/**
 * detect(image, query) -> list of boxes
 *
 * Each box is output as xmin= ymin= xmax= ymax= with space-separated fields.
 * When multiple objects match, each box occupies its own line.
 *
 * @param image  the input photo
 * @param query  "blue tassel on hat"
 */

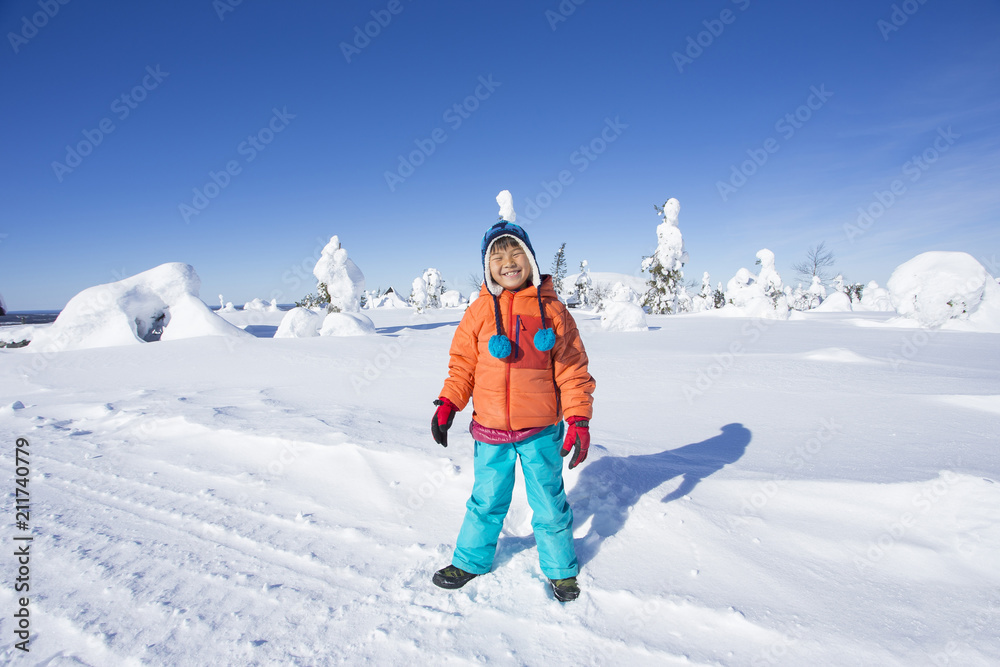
xmin=489 ymin=334 xmax=512 ymax=359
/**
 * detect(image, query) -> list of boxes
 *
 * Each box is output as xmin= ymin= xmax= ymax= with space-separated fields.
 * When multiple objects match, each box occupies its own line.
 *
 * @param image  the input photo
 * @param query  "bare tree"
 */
xmin=467 ymin=272 xmax=484 ymax=293
xmin=792 ymin=242 xmax=836 ymax=284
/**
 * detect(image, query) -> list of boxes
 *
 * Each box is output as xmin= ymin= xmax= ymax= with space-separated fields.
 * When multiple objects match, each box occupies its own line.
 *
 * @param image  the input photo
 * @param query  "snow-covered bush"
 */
xmin=642 ymin=198 xmax=688 ymax=314
xmin=723 ymin=250 xmax=790 ymax=319
xmin=274 ymin=307 xmax=323 ymax=338
xmin=409 ymin=277 xmax=429 ymax=312
xmin=313 ymin=236 xmax=365 ymax=313
xmin=243 ymin=298 xmax=268 ymax=312
xmin=690 ymin=272 xmax=715 ymax=313
xmin=887 ymin=251 xmax=1000 ymax=329
xmin=807 ymin=276 xmax=827 ymax=309
xmin=440 ymin=290 xmax=465 ymax=308
xmin=422 ymin=268 xmax=444 ymax=308
xmin=29 ymin=263 xmax=250 ymax=351
xmin=859 ymin=281 xmax=893 ymax=311
xmin=218 ymin=295 xmax=236 ymax=313
xmin=319 ymin=312 xmax=376 ymax=336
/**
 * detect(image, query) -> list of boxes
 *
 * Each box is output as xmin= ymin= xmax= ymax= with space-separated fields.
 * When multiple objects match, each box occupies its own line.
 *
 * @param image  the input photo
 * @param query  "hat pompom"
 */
xmin=489 ymin=334 xmax=512 ymax=359
xmin=534 ymin=328 xmax=555 ymax=352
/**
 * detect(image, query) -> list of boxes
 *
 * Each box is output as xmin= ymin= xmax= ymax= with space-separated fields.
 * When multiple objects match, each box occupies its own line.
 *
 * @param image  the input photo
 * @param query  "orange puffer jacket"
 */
xmin=439 ymin=275 xmax=595 ymax=431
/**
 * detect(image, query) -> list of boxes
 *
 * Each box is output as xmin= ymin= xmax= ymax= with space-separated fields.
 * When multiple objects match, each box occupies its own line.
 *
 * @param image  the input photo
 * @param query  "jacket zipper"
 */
xmin=505 ymin=294 xmax=514 ymax=431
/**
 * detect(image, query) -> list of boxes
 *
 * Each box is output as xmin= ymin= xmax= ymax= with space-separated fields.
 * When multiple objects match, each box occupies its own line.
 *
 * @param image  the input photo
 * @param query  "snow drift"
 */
xmin=27 ymin=263 xmax=250 ymax=351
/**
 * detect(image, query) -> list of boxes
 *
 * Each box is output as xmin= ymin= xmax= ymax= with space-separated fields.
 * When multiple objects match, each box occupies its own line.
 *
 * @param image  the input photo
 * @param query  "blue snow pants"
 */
xmin=452 ymin=422 xmax=579 ymax=580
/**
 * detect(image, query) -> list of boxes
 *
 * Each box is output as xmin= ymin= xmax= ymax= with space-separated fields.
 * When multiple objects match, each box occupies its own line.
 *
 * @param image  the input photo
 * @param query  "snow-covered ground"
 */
xmin=1 ymin=307 xmax=997 ymax=666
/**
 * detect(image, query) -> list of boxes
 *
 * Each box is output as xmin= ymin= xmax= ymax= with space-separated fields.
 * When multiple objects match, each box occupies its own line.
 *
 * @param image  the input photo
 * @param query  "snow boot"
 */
xmin=432 ymin=565 xmax=478 ymax=589
xmin=549 ymin=577 xmax=580 ymax=602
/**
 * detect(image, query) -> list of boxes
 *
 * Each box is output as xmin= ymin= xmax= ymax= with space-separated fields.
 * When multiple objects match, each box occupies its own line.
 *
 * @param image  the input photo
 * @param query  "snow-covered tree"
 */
xmin=574 ymin=260 xmax=593 ymax=307
xmin=642 ymin=198 xmax=688 ymax=314
xmin=313 ymin=235 xmax=365 ymax=313
xmin=725 ymin=250 xmax=790 ymax=319
xmin=422 ymin=268 xmax=444 ymax=308
xmin=409 ymin=277 xmax=429 ymax=312
xmin=712 ymin=282 xmax=726 ymax=309
xmin=807 ymin=275 xmax=827 ymax=309
xmin=690 ymin=271 xmax=714 ymax=312
xmin=551 ymin=243 xmax=568 ymax=297
xmin=793 ymin=241 xmax=836 ymax=285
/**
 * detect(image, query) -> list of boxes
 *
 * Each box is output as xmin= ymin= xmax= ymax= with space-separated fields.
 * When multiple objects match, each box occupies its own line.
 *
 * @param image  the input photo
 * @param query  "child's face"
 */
xmin=489 ymin=242 xmax=532 ymax=291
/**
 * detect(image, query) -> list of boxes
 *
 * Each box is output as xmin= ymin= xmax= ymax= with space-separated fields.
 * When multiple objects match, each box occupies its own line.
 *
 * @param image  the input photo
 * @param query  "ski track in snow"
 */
xmin=0 ymin=310 xmax=998 ymax=665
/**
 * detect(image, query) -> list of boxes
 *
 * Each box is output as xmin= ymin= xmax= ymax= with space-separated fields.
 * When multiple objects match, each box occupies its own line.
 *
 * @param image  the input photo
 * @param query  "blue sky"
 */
xmin=2 ymin=0 xmax=998 ymax=310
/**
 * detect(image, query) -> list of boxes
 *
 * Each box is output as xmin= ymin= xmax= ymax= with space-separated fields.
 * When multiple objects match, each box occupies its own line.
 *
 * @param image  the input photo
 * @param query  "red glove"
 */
xmin=561 ymin=416 xmax=590 ymax=469
xmin=431 ymin=397 xmax=458 ymax=447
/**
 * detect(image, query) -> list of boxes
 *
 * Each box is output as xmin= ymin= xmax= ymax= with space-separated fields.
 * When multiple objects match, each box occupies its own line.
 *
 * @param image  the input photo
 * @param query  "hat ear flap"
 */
xmin=534 ymin=328 xmax=555 ymax=352
xmin=489 ymin=334 xmax=512 ymax=359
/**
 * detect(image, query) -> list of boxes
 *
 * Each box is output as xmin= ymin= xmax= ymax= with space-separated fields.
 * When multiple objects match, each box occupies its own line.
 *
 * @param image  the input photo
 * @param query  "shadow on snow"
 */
xmin=494 ymin=423 xmax=751 ymax=569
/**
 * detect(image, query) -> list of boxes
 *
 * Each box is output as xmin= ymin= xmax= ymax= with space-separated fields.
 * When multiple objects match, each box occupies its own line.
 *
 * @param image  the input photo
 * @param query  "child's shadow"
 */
xmin=568 ymin=423 xmax=751 ymax=565
xmin=494 ymin=423 xmax=751 ymax=569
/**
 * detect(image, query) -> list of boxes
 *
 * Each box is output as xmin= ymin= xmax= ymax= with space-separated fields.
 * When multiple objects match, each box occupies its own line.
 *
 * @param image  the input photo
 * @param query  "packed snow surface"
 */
xmin=1 ymin=309 xmax=997 ymax=665
xmin=26 ymin=263 xmax=250 ymax=352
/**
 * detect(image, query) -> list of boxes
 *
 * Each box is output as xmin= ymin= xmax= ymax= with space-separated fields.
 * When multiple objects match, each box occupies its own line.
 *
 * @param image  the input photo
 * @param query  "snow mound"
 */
xmin=887 ymin=252 xmax=1000 ymax=330
xmin=319 ymin=312 xmax=376 ymax=336
xmin=600 ymin=301 xmax=648 ymax=332
xmin=813 ymin=291 xmax=853 ymax=312
xmin=28 ymin=263 xmax=250 ymax=352
xmin=274 ymin=307 xmax=323 ymax=338
xmin=802 ymin=348 xmax=874 ymax=363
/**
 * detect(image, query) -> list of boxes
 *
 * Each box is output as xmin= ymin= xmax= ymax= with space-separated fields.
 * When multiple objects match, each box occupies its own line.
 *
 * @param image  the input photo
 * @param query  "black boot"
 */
xmin=549 ymin=577 xmax=580 ymax=602
xmin=432 ymin=565 xmax=479 ymax=589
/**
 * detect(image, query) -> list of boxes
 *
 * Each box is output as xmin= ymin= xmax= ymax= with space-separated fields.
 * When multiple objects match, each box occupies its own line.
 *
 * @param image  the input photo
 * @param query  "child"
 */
xmin=430 ymin=215 xmax=596 ymax=602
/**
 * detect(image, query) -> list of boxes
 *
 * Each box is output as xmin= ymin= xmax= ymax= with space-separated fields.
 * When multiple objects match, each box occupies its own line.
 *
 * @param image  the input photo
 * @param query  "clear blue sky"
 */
xmin=2 ymin=0 xmax=998 ymax=310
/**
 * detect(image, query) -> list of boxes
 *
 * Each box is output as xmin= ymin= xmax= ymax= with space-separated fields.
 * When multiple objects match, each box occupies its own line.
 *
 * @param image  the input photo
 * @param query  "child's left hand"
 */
xmin=561 ymin=417 xmax=590 ymax=469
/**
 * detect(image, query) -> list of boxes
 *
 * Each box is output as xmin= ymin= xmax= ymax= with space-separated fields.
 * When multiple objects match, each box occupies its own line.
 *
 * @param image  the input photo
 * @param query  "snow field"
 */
xmin=0 ymin=309 xmax=997 ymax=665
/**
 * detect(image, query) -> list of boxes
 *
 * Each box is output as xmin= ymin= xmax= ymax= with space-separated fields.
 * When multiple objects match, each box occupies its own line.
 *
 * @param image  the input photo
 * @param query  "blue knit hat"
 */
xmin=480 ymin=218 xmax=554 ymax=359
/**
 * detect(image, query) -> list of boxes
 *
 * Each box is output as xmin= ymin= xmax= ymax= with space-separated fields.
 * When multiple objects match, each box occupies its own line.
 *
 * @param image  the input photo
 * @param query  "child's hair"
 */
xmin=489 ymin=235 xmax=522 ymax=256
